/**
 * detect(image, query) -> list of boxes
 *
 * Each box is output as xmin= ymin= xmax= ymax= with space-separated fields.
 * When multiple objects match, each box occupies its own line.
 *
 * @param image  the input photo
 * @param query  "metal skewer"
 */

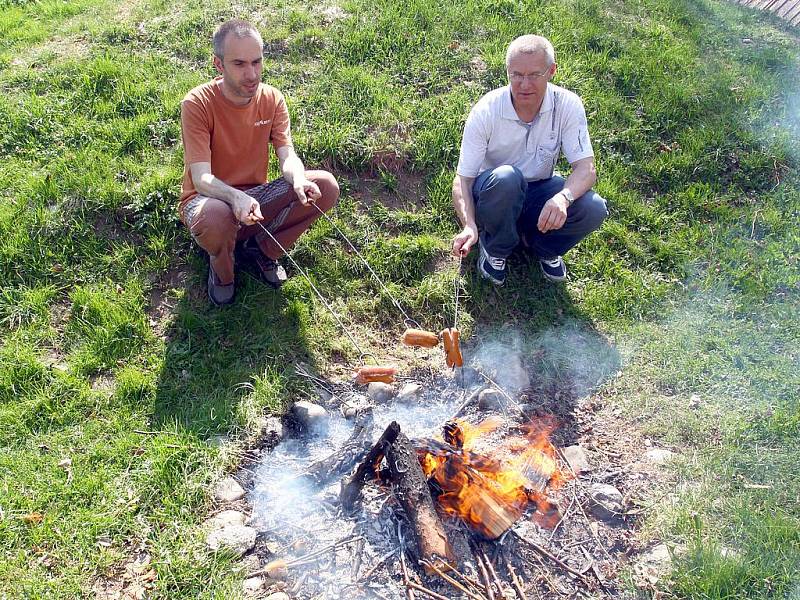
xmin=255 ymin=220 xmax=374 ymax=364
xmin=311 ymin=203 xmax=422 ymax=330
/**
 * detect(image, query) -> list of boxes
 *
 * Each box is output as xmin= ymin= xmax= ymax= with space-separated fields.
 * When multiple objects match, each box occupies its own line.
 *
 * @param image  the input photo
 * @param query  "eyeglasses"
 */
xmin=508 ymin=70 xmax=551 ymax=82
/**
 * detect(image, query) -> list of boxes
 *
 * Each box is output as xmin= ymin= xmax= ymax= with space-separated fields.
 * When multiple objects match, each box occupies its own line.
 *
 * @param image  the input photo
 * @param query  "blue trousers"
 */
xmin=473 ymin=165 xmax=608 ymax=259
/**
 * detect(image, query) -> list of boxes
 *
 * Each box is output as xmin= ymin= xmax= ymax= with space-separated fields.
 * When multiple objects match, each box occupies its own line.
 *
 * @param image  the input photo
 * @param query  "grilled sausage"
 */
xmin=354 ymin=365 xmax=397 ymax=384
xmin=401 ymin=328 xmax=440 ymax=348
xmin=441 ymin=328 xmax=463 ymax=368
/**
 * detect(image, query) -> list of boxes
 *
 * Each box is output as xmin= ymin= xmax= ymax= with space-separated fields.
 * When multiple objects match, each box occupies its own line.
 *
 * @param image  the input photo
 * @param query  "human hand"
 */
xmin=537 ymin=194 xmax=569 ymax=233
xmin=452 ymin=225 xmax=478 ymax=257
xmin=234 ymin=193 xmax=263 ymax=225
xmin=293 ymin=179 xmax=321 ymax=206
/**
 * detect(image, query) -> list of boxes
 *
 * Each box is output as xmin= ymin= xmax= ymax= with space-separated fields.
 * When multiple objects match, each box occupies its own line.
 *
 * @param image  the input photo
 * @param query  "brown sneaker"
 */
xmin=208 ymin=266 xmax=235 ymax=306
xmin=253 ymin=253 xmax=288 ymax=288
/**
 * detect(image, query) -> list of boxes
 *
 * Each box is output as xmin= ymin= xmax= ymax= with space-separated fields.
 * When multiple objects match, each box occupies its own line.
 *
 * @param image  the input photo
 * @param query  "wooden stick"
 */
xmin=351 ymin=537 xmax=365 ymax=581
xmin=580 ymin=546 xmax=612 ymax=597
xmin=503 ymin=552 xmax=528 ymax=600
xmin=480 ymin=548 xmax=504 ymax=598
xmin=511 ymin=530 xmax=589 ymax=582
xmin=474 ymin=550 xmax=496 ymax=600
xmin=340 ymin=421 xmax=400 ymax=512
xmin=407 ymin=581 xmax=453 ymax=600
xmin=421 ymin=559 xmax=488 ymax=600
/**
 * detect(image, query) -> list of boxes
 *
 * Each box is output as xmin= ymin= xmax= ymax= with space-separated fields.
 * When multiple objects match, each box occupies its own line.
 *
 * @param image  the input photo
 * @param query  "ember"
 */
xmin=418 ymin=416 xmax=566 ymax=539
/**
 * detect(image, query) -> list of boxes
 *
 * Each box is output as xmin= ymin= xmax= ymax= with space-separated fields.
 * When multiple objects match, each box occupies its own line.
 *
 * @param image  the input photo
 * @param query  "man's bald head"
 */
xmin=213 ymin=19 xmax=263 ymax=60
xmin=505 ymin=35 xmax=555 ymax=68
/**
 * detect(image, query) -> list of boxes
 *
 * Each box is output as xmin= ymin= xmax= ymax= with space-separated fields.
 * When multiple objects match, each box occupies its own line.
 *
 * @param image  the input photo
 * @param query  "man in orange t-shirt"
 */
xmin=179 ymin=19 xmax=339 ymax=305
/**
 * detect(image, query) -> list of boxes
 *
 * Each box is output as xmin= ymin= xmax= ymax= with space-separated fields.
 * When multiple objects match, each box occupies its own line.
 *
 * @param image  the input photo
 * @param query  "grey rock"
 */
xmin=645 ymin=448 xmax=675 ymax=465
xmin=291 ymin=400 xmax=328 ymax=428
xmin=478 ymin=388 xmax=506 ymax=411
xmin=243 ymin=576 xmax=265 ymax=596
xmin=397 ymin=383 xmax=423 ymax=402
xmin=208 ymin=434 xmax=229 ymax=448
xmin=265 ymin=593 xmax=290 ymax=600
xmin=259 ymin=416 xmax=285 ymax=443
xmin=562 ymin=445 xmax=591 ymax=474
xmin=213 ymin=477 xmax=245 ymax=503
xmin=367 ymin=382 xmax=395 ymax=404
xmin=588 ymin=483 xmax=624 ymax=521
xmin=241 ymin=553 xmax=261 ymax=572
xmin=203 ymin=509 xmax=246 ymax=529
xmin=206 ymin=524 xmax=257 ymax=556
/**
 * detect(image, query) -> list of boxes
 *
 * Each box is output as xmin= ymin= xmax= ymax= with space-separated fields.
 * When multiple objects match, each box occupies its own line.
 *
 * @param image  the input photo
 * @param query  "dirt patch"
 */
xmin=146 ymin=262 xmax=191 ymax=339
xmin=347 ymin=171 xmax=428 ymax=212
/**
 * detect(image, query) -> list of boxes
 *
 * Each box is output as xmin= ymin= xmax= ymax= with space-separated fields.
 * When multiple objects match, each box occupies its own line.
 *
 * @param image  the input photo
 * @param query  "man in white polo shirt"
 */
xmin=451 ymin=35 xmax=607 ymax=285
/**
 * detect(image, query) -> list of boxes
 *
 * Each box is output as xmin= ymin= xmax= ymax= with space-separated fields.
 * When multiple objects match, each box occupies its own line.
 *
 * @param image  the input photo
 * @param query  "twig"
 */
xmin=580 ymin=546 xmax=612 ymax=597
xmin=547 ymin=493 xmax=576 ymax=543
xmin=250 ymin=535 xmax=362 ymax=576
xmin=352 ymin=537 xmax=365 ymax=581
xmin=440 ymin=560 xmax=488 ymax=594
xmin=502 ymin=549 xmax=528 ymax=600
xmin=420 ymin=559 xmax=487 ymax=600
xmin=474 ymin=549 xmax=496 ymax=600
xmin=407 ymin=581 xmax=453 ymax=600
xmin=511 ymin=530 xmax=589 ymax=583
xmin=481 ymin=548 xmax=504 ymax=598
xmin=400 ymin=548 xmax=415 ymax=600
xmin=359 ymin=547 xmax=399 ymax=582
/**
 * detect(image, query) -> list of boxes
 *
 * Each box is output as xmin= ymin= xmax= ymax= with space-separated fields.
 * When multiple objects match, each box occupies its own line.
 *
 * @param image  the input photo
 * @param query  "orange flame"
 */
xmin=418 ymin=416 xmax=567 ymax=539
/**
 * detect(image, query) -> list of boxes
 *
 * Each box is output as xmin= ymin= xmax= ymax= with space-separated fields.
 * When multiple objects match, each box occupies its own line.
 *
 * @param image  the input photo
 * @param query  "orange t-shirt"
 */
xmin=178 ymin=76 xmax=293 ymax=212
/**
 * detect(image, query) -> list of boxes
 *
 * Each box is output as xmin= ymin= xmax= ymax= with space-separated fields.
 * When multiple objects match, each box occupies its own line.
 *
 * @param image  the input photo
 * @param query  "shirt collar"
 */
xmin=500 ymin=83 xmax=555 ymax=122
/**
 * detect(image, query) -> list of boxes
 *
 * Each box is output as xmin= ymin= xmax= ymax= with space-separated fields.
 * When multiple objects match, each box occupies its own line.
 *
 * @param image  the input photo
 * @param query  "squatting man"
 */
xmin=178 ymin=19 xmax=339 ymax=306
xmin=451 ymin=35 xmax=607 ymax=285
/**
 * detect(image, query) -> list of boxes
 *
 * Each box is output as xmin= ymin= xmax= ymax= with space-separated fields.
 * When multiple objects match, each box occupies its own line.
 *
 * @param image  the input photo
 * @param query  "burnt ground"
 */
xmin=221 ymin=359 xmax=672 ymax=599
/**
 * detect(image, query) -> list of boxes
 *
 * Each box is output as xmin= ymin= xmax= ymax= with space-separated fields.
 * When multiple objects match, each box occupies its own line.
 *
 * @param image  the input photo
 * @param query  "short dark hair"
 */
xmin=212 ymin=19 xmax=263 ymax=60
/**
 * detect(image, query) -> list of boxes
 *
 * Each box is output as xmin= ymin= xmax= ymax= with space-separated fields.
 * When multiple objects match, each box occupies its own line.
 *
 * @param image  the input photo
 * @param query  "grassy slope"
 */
xmin=0 ymin=0 xmax=798 ymax=597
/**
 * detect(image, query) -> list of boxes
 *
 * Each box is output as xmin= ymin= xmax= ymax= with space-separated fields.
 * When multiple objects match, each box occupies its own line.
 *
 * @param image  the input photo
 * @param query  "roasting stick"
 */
xmin=255 ymin=221 xmax=373 ymax=363
xmin=312 ymin=203 xmax=422 ymax=329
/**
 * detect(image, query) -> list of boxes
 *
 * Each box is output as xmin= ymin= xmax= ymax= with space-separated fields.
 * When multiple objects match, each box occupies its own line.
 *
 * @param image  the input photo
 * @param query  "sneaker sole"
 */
xmin=539 ymin=263 xmax=567 ymax=282
xmin=477 ymin=258 xmax=506 ymax=286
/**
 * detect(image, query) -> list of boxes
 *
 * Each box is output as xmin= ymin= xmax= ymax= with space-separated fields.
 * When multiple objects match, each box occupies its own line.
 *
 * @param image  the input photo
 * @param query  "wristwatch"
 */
xmin=560 ymin=188 xmax=575 ymax=205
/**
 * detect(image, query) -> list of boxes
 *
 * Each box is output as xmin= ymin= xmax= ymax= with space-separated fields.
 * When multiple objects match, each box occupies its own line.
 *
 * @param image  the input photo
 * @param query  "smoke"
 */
xmin=468 ymin=322 xmax=621 ymax=399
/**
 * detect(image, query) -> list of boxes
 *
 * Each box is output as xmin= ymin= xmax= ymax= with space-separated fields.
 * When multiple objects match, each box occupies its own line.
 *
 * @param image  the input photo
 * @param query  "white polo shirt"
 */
xmin=456 ymin=83 xmax=594 ymax=181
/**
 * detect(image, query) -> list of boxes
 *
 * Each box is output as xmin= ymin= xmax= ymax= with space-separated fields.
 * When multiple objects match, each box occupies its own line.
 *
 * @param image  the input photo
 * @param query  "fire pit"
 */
xmin=243 ymin=343 xmax=627 ymax=600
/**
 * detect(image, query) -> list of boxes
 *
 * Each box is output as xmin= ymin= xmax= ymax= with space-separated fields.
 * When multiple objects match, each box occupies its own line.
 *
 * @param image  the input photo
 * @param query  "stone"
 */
xmin=478 ymin=388 xmax=506 ymax=411
xmin=367 ymin=382 xmax=395 ymax=404
xmin=291 ymin=401 xmax=328 ymax=429
xmin=588 ymin=483 xmax=624 ymax=521
xmin=243 ymin=576 xmax=265 ymax=596
xmin=203 ymin=509 xmax=246 ymax=530
xmin=645 ymin=448 xmax=675 ymax=465
xmin=259 ymin=416 xmax=285 ymax=443
xmin=634 ymin=543 xmax=673 ymax=586
xmin=213 ymin=477 xmax=245 ymax=503
xmin=397 ymin=383 xmax=423 ymax=402
xmin=241 ymin=553 xmax=261 ymax=572
xmin=206 ymin=525 xmax=257 ymax=556
xmin=562 ymin=445 xmax=591 ymax=474
xmin=208 ymin=434 xmax=229 ymax=447
xmin=265 ymin=593 xmax=290 ymax=600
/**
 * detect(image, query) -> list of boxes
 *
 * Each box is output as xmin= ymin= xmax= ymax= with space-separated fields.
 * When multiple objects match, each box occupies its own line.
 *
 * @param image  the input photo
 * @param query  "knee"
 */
xmin=311 ymin=170 xmax=339 ymax=211
xmin=486 ymin=165 xmax=525 ymax=201
xmin=189 ymin=199 xmax=238 ymax=244
xmin=576 ymin=190 xmax=608 ymax=231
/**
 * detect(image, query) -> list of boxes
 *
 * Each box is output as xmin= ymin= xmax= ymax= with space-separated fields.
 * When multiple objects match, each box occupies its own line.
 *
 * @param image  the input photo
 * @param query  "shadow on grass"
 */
xmin=151 ymin=252 xmax=318 ymax=438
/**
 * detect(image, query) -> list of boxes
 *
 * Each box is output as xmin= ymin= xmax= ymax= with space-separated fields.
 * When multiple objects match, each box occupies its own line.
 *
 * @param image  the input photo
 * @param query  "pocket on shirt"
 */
xmin=535 ymin=141 xmax=560 ymax=176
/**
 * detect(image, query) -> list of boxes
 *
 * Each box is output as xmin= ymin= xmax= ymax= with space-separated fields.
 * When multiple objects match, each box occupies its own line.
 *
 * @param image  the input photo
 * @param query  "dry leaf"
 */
xmin=58 ymin=458 xmax=72 ymax=469
xmin=22 ymin=513 xmax=44 ymax=524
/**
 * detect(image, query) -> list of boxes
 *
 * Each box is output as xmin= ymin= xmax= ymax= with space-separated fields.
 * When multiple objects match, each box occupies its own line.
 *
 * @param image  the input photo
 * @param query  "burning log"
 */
xmin=304 ymin=412 xmax=373 ymax=485
xmin=385 ymin=430 xmax=455 ymax=571
xmin=340 ymin=421 xmax=400 ymax=512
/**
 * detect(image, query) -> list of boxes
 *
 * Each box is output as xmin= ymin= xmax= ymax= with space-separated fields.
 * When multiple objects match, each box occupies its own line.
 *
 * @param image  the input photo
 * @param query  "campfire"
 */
xmin=246 ymin=360 xmax=619 ymax=600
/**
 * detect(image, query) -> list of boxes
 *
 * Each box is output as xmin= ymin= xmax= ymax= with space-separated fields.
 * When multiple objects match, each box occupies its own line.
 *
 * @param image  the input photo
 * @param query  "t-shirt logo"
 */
xmin=254 ymin=119 xmax=272 ymax=127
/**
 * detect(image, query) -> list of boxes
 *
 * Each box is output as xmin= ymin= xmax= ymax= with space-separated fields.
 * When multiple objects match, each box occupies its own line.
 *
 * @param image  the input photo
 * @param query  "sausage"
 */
xmin=354 ymin=365 xmax=397 ymax=384
xmin=441 ymin=328 xmax=463 ymax=368
xmin=401 ymin=328 xmax=440 ymax=348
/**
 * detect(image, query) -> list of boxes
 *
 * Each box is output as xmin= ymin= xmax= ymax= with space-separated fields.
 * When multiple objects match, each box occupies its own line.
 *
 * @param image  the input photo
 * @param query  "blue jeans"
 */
xmin=473 ymin=165 xmax=608 ymax=259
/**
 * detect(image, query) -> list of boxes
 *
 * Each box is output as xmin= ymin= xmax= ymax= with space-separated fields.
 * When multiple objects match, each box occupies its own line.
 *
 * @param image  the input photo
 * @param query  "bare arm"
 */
xmin=451 ymin=174 xmax=478 ymax=256
xmin=276 ymin=145 xmax=320 ymax=205
xmin=537 ymin=157 xmax=597 ymax=233
xmin=189 ymin=162 xmax=263 ymax=225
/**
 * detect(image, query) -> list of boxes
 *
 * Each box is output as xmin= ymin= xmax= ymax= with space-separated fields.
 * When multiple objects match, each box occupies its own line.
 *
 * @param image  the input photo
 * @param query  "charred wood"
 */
xmin=340 ymin=421 xmax=400 ymax=512
xmin=305 ymin=412 xmax=374 ymax=484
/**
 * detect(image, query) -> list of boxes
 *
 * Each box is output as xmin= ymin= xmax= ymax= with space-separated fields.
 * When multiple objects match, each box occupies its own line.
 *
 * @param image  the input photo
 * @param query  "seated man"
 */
xmin=451 ymin=35 xmax=607 ymax=285
xmin=179 ymin=19 xmax=339 ymax=305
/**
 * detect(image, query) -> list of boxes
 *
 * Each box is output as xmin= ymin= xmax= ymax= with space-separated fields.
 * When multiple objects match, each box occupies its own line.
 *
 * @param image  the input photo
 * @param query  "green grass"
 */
xmin=1 ymin=0 xmax=799 ymax=596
